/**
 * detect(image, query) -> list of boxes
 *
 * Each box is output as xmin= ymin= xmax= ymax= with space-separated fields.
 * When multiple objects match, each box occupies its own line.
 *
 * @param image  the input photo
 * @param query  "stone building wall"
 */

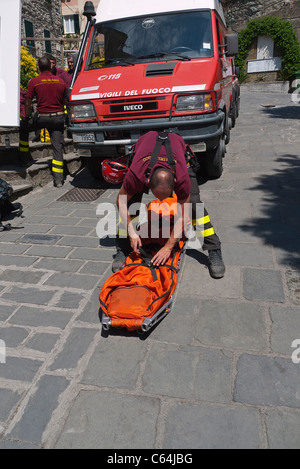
xmin=222 ymin=0 xmax=300 ymax=83
xmin=21 ymin=0 xmax=63 ymax=66
xmin=223 ymin=0 xmax=300 ymax=40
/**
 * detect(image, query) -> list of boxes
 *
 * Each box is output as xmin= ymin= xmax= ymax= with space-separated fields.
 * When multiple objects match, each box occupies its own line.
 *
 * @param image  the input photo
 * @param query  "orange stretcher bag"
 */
xmin=100 ymin=195 xmax=186 ymax=332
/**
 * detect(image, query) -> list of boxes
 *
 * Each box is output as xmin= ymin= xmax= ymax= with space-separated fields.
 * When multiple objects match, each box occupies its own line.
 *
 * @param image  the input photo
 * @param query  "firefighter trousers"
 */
xmin=36 ymin=115 xmax=65 ymax=183
xmin=18 ymin=118 xmax=30 ymax=157
xmin=116 ymin=165 xmax=221 ymax=253
xmin=188 ymin=165 xmax=221 ymax=251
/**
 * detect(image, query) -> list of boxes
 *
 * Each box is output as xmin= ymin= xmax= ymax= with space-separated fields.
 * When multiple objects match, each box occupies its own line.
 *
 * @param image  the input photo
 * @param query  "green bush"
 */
xmin=235 ymin=16 xmax=300 ymax=83
xmin=20 ymin=46 xmax=38 ymax=90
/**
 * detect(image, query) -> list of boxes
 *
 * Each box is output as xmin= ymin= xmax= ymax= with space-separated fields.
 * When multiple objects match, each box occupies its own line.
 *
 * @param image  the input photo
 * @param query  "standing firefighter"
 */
xmin=107 ymin=130 xmax=225 ymax=279
xmin=25 ymin=56 xmax=67 ymax=188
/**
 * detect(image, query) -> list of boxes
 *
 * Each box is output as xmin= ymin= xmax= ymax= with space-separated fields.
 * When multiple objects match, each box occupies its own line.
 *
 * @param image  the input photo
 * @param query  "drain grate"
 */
xmin=57 ymin=187 xmax=106 ymax=202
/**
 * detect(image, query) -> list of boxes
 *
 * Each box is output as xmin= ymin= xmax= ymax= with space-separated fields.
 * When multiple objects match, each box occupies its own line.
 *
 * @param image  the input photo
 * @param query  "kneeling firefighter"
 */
xmin=102 ymin=130 xmax=225 ymax=279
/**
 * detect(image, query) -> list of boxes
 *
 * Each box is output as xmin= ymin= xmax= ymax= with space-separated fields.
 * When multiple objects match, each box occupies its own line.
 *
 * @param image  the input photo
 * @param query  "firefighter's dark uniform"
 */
xmin=26 ymin=70 xmax=67 ymax=186
xmin=116 ymin=131 xmax=221 ymax=253
xmin=188 ymin=164 xmax=220 ymax=250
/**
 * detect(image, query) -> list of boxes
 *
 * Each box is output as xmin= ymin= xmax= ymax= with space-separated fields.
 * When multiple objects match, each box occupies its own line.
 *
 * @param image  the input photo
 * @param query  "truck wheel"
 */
xmin=231 ymin=102 xmax=236 ymax=128
xmin=225 ymin=117 xmax=232 ymax=145
xmin=204 ymin=139 xmax=225 ymax=179
xmin=236 ymin=92 xmax=240 ymax=118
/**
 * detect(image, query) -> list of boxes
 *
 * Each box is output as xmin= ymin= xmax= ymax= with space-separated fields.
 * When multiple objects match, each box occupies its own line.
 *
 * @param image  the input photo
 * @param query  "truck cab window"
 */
xmin=216 ymin=18 xmax=225 ymax=56
xmin=87 ymin=11 xmax=213 ymax=69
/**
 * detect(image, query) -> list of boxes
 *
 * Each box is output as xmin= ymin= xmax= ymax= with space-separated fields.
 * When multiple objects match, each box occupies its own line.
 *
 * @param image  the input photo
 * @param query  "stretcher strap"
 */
xmin=146 ymin=132 xmax=176 ymax=181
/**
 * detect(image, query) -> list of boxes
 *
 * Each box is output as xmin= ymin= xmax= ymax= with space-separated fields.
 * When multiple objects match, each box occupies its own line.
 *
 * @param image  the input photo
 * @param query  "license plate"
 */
xmin=73 ymin=133 xmax=95 ymax=143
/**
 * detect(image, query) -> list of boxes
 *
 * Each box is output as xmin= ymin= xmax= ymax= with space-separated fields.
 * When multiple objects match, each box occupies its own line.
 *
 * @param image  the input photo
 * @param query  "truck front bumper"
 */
xmin=69 ymin=110 xmax=225 ymax=154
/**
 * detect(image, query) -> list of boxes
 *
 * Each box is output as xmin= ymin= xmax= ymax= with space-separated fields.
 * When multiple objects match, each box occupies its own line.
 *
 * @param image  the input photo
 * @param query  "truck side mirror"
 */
xmin=83 ymin=1 xmax=96 ymax=19
xmin=225 ymin=34 xmax=238 ymax=57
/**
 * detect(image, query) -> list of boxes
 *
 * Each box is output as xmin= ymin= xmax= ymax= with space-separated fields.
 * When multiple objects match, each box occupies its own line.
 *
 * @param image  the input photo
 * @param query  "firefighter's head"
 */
xmin=38 ymin=56 xmax=51 ymax=73
xmin=149 ymin=168 xmax=175 ymax=201
xmin=67 ymin=56 xmax=74 ymax=71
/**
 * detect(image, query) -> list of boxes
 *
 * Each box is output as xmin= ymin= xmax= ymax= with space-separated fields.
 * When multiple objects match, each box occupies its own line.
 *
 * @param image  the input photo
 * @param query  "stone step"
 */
xmin=0 ymin=138 xmax=75 ymax=165
xmin=0 ymin=152 xmax=82 ymax=199
xmin=10 ymin=182 xmax=34 ymax=201
xmin=0 ymin=126 xmax=72 ymax=143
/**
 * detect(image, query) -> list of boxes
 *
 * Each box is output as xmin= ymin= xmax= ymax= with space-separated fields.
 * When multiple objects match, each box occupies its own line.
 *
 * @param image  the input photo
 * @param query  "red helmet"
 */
xmin=101 ymin=160 xmax=128 ymax=184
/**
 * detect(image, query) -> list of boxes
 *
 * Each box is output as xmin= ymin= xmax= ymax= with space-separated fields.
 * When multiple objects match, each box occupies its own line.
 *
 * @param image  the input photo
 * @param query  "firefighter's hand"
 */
xmin=130 ymin=233 xmax=142 ymax=253
xmin=151 ymin=245 xmax=172 ymax=266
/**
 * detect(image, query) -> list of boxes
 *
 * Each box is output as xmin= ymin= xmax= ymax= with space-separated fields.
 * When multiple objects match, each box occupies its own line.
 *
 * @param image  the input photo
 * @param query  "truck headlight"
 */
xmin=176 ymin=94 xmax=212 ymax=112
xmin=69 ymin=104 xmax=97 ymax=119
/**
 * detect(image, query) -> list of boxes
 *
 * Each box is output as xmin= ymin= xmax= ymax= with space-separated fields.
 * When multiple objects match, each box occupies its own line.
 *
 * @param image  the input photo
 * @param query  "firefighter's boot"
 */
xmin=208 ymin=248 xmax=226 ymax=279
xmin=112 ymin=249 xmax=128 ymax=273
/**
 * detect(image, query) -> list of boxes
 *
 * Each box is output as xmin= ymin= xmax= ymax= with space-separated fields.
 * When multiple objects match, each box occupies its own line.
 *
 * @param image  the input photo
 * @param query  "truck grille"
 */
xmin=103 ymin=96 xmax=167 ymax=119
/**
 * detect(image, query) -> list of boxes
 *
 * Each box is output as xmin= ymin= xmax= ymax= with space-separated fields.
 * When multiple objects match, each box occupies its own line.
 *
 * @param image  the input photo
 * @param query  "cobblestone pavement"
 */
xmin=0 ymin=89 xmax=299 ymax=449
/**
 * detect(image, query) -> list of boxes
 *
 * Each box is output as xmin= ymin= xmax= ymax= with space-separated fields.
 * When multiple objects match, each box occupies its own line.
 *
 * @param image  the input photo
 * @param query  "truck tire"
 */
xmin=235 ymin=88 xmax=240 ymax=119
xmin=204 ymin=139 xmax=225 ymax=179
xmin=231 ymin=101 xmax=237 ymax=128
xmin=225 ymin=116 xmax=232 ymax=145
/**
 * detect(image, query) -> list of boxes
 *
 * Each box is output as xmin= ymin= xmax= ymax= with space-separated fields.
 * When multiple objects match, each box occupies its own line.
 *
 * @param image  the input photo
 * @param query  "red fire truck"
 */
xmin=68 ymin=0 xmax=239 ymax=179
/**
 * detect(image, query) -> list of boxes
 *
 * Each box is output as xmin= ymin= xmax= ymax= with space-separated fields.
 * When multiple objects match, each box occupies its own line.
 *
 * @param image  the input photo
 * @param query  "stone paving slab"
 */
xmin=179 ymin=258 xmax=241 ymax=299
xmin=142 ymin=343 xmax=233 ymax=403
xmin=8 ymin=305 xmax=73 ymax=329
xmin=0 ymin=90 xmax=299 ymax=449
xmin=194 ymin=299 xmax=267 ymax=351
xmin=243 ymin=268 xmax=285 ymax=302
xmin=270 ymin=306 xmax=300 ymax=355
xmin=265 ymin=409 xmax=300 ymax=449
xmin=234 ymin=354 xmax=300 ymax=408
xmin=54 ymin=390 xmax=161 ymax=449
xmin=7 ymin=375 xmax=70 ymax=444
xmin=163 ymin=403 xmax=264 ymax=449
xmin=81 ymin=336 xmax=148 ymax=390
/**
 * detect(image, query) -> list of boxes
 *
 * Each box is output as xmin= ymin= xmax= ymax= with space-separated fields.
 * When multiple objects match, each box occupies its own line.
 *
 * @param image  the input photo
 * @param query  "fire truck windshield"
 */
xmin=87 ymin=11 xmax=213 ymax=69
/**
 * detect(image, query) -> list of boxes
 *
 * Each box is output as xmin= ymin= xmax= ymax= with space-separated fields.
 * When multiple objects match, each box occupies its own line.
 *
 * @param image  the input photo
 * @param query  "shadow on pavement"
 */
xmin=239 ymin=154 xmax=300 ymax=270
xmin=261 ymin=105 xmax=300 ymax=120
xmin=185 ymin=248 xmax=209 ymax=267
xmin=69 ymin=165 xmax=112 ymax=189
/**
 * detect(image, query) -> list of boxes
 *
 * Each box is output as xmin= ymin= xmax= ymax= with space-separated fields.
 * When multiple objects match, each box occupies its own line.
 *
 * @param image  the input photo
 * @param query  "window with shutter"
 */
xmin=24 ymin=20 xmax=35 ymax=53
xmin=63 ymin=15 xmax=75 ymax=34
xmin=74 ymin=14 xmax=80 ymax=34
xmin=44 ymin=29 xmax=51 ymax=54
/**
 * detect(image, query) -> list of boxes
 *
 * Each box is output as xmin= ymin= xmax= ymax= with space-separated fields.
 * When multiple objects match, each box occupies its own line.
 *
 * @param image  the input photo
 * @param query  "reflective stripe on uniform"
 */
xmin=52 ymin=159 xmax=64 ymax=174
xmin=192 ymin=215 xmax=210 ymax=227
xmin=192 ymin=215 xmax=215 ymax=237
xmin=19 ymin=139 xmax=29 ymax=152
xmin=117 ymin=228 xmax=128 ymax=237
xmin=117 ymin=215 xmax=138 ymax=237
xmin=52 ymin=159 xmax=63 ymax=166
xmin=200 ymin=227 xmax=215 ymax=238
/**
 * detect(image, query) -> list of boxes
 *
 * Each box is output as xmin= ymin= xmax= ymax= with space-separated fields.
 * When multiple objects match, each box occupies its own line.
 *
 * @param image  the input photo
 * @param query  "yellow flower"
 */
xmin=20 ymin=46 xmax=38 ymax=90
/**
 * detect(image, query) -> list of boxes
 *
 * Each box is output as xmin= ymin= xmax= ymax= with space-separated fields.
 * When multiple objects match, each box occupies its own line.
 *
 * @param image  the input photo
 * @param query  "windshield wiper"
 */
xmin=136 ymin=52 xmax=190 ymax=61
xmin=106 ymin=57 xmax=135 ymax=66
xmin=91 ymin=58 xmax=134 ymax=67
xmin=90 ymin=51 xmax=190 ymax=68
